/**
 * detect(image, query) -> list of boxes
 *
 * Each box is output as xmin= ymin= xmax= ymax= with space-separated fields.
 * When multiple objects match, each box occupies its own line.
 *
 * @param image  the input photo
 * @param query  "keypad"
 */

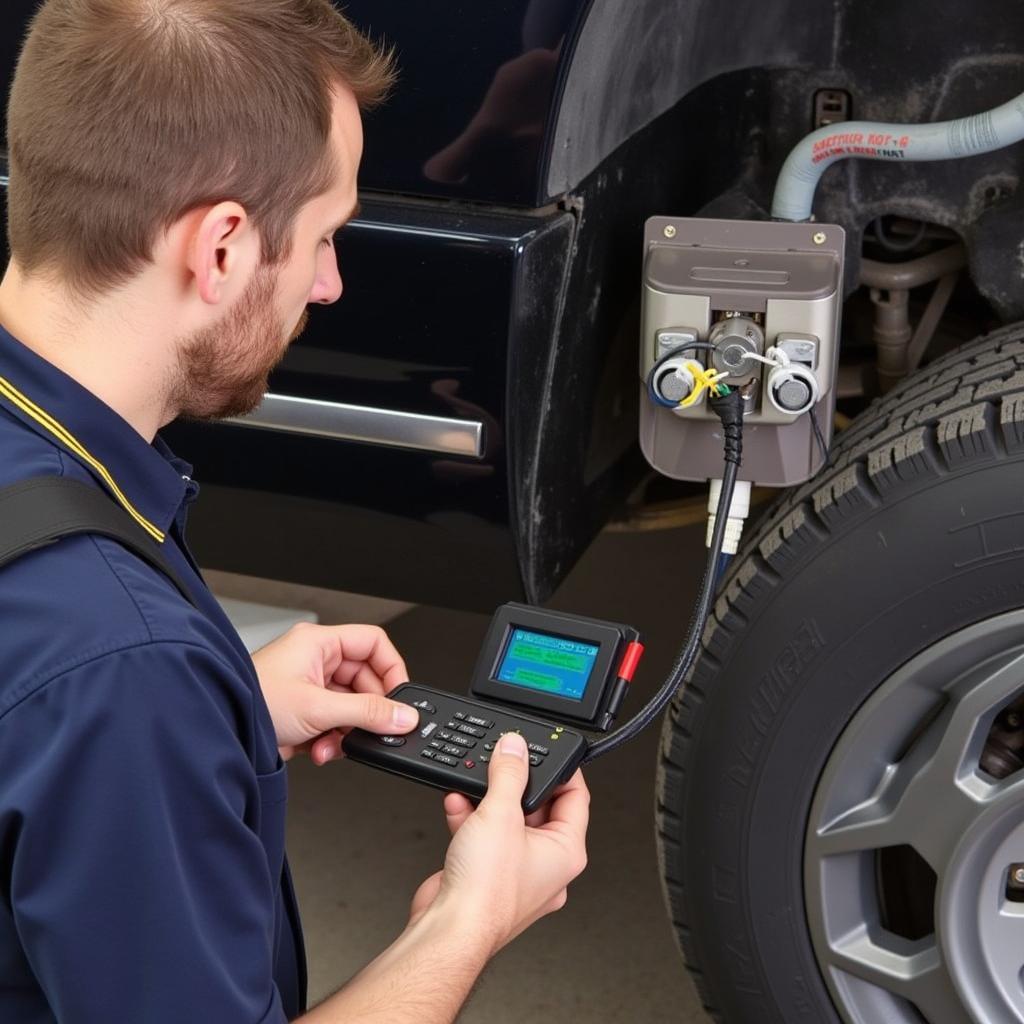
xmin=421 ymin=720 xmax=553 ymax=767
xmin=343 ymin=684 xmax=584 ymax=813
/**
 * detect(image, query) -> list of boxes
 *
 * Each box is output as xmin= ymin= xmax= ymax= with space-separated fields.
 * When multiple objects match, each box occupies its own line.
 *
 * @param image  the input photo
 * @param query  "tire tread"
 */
xmin=656 ymin=325 xmax=1024 ymax=1022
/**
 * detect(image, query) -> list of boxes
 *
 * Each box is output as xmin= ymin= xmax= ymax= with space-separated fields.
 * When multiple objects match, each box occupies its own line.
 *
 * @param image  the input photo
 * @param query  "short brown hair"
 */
xmin=5 ymin=0 xmax=395 ymax=299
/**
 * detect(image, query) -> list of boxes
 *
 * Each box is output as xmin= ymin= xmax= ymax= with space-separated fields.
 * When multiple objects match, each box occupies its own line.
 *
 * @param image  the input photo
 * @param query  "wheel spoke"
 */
xmin=929 ymin=651 xmax=1024 ymax=783
xmin=811 ymin=763 xmax=910 ymax=856
xmin=811 ymin=746 xmax=978 ymax=868
xmin=827 ymin=930 xmax=969 ymax=1023
xmin=813 ymin=651 xmax=1024 ymax=869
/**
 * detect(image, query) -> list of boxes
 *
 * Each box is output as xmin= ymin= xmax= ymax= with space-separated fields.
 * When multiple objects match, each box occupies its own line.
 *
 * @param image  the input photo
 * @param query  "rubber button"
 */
xmin=411 ymin=699 xmax=436 ymax=714
xmin=378 ymin=735 xmax=406 ymax=746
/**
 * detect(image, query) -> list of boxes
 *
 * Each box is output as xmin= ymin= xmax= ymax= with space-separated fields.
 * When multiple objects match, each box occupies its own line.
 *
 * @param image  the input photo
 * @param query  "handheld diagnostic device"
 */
xmin=342 ymin=603 xmax=643 ymax=812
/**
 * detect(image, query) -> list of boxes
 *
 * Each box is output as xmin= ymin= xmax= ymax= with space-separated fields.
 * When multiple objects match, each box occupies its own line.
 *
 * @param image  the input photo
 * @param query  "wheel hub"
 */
xmin=805 ymin=613 xmax=1024 ymax=1024
xmin=941 ymin=793 xmax=1024 ymax=1021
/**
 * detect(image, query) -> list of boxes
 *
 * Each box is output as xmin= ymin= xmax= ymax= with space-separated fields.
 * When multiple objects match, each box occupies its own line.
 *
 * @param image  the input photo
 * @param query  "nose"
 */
xmin=310 ymin=245 xmax=343 ymax=305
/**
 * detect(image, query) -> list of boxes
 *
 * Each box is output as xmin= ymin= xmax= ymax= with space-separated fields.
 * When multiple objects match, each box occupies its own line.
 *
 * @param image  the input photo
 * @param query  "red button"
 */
xmin=464 ymin=760 xmax=475 ymax=769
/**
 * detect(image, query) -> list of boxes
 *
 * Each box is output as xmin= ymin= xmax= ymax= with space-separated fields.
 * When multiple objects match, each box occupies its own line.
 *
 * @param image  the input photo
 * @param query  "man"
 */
xmin=0 ymin=2 xmax=590 ymax=1021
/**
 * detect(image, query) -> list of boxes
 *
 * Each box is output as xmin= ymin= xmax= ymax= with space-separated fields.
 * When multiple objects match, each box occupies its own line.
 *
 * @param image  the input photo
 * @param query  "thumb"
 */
xmin=311 ymin=691 xmax=419 ymax=735
xmin=481 ymin=731 xmax=529 ymax=809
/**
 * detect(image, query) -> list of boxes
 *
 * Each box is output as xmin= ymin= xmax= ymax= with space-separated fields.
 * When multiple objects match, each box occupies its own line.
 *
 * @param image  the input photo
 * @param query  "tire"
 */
xmin=657 ymin=324 xmax=1024 ymax=1023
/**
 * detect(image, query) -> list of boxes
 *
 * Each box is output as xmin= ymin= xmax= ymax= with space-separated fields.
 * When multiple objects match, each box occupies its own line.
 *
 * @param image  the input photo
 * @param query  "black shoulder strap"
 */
xmin=0 ymin=476 xmax=199 ymax=609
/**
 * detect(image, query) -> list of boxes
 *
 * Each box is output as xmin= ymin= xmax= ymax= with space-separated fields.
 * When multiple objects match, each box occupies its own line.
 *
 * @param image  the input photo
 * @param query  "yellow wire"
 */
xmin=0 ymin=374 xmax=165 ymax=542
xmin=679 ymin=364 xmax=729 ymax=408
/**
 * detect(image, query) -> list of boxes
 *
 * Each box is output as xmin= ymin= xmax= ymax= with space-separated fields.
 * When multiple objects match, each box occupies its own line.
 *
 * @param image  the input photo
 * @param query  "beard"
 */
xmin=174 ymin=265 xmax=308 ymax=421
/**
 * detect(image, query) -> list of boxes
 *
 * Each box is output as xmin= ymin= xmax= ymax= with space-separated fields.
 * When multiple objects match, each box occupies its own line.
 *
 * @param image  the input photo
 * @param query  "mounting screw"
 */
xmin=1010 ymin=864 xmax=1024 ymax=886
xmin=663 ymin=224 xmax=677 ymax=239
xmin=813 ymin=231 xmax=827 ymax=245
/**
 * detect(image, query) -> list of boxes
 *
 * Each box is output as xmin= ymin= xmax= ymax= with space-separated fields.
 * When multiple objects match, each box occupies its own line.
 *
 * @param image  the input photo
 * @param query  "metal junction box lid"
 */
xmin=645 ymin=246 xmax=839 ymax=312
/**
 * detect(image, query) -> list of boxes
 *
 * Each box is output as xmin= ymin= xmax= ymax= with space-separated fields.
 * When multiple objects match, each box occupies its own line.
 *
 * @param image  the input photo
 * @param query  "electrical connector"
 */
xmin=706 ymin=478 xmax=752 ymax=555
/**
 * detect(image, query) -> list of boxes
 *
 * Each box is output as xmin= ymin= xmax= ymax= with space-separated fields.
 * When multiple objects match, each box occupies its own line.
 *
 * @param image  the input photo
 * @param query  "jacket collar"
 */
xmin=0 ymin=324 xmax=190 ymax=540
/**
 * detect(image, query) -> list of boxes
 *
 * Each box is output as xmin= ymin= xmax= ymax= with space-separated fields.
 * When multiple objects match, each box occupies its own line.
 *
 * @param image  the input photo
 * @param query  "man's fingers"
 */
xmin=321 ymin=625 xmax=408 ymax=693
xmin=443 ymin=792 xmax=474 ymax=835
xmin=310 ymin=730 xmax=343 ymax=765
xmin=538 ymin=768 xmax=590 ymax=844
xmin=312 ymin=691 xmax=419 ymax=735
xmin=480 ymin=732 xmax=529 ymax=811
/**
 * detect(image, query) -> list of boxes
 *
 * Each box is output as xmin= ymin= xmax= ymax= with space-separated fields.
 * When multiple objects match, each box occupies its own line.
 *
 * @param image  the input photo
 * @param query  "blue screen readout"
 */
xmin=496 ymin=628 xmax=600 ymax=701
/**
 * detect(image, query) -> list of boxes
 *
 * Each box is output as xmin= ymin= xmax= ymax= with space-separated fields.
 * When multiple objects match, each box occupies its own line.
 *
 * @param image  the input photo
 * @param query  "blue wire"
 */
xmin=715 ymin=552 xmax=732 ymax=588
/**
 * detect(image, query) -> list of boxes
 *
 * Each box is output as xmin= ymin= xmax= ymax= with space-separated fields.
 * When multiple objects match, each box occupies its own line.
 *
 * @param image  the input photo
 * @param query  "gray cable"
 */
xmin=772 ymin=90 xmax=1024 ymax=222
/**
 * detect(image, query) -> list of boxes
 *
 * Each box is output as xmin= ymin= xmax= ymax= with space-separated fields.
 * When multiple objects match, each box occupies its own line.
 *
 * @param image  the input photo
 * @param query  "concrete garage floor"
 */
xmin=208 ymin=518 xmax=714 ymax=1023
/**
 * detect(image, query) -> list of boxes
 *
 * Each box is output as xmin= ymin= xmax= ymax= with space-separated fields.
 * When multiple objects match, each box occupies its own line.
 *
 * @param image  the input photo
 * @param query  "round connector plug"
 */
xmin=655 ymin=358 xmax=697 ymax=404
xmin=766 ymin=363 xmax=819 ymax=415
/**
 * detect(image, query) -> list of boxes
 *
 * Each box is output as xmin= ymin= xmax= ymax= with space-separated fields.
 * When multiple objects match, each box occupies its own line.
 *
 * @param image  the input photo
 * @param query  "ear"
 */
xmin=185 ymin=201 xmax=259 ymax=306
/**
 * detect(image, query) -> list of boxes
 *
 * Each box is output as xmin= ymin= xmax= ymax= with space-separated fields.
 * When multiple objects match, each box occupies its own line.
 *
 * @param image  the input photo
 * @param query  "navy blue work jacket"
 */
xmin=0 ymin=325 xmax=306 ymax=1023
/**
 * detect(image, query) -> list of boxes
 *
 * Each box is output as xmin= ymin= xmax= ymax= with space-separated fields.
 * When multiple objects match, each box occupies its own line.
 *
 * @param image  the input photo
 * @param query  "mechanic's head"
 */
xmin=3 ymin=0 xmax=395 ymax=419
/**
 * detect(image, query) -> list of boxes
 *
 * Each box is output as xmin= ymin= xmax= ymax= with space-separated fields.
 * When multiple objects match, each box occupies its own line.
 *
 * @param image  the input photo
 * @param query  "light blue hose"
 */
xmin=771 ymin=91 xmax=1024 ymax=222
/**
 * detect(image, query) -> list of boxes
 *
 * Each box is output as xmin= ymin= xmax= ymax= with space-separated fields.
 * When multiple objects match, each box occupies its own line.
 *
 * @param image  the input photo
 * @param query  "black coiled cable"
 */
xmin=582 ymin=389 xmax=744 ymax=763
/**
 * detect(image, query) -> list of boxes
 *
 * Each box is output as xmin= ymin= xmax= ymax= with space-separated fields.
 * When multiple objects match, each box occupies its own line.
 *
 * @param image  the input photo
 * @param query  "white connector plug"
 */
xmin=706 ymin=477 xmax=752 ymax=555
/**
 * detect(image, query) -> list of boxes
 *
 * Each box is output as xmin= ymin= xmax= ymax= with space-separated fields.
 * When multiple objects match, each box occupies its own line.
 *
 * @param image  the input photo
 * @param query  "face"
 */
xmin=176 ymin=87 xmax=363 ymax=421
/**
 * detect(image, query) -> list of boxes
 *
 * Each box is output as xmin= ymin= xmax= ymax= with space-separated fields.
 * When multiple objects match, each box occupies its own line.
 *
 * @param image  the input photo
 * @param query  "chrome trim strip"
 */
xmin=227 ymin=392 xmax=485 ymax=458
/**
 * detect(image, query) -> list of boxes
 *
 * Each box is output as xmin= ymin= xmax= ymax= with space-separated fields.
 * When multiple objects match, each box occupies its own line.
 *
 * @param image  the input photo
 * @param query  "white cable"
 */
xmin=739 ymin=348 xmax=789 ymax=370
xmin=706 ymin=478 xmax=752 ymax=555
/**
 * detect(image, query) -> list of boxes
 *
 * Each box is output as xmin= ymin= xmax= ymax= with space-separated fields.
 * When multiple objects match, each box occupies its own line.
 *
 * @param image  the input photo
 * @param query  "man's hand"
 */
xmin=409 ymin=732 xmax=590 ymax=955
xmin=251 ymin=622 xmax=417 ymax=763
xmin=298 ymin=727 xmax=589 ymax=1024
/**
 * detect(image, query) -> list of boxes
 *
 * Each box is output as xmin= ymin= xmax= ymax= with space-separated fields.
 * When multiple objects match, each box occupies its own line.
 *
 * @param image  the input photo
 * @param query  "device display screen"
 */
xmin=495 ymin=628 xmax=600 ymax=702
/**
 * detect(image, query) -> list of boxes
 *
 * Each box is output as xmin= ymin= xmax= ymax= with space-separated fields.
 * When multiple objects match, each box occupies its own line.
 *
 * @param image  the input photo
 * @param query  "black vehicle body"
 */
xmin=4 ymin=2 xmax=1021 ymax=612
